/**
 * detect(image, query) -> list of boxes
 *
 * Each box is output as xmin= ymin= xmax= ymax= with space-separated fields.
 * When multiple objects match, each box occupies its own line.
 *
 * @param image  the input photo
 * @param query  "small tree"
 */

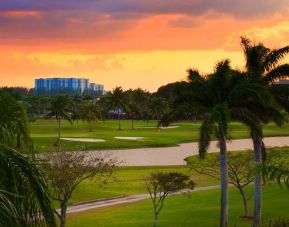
xmin=145 ymin=172 xmax=195 ymax=227
xmin=265 ymin=148 xmax=289 ymax=188
xmin=46 ymin=95 xmax=72 ymax=144
xmin=80 ymin=101 xmax=100 ymax=131
xmin=187 ymin=152 xmax=255 ymax=218
xmin=42 ymin=151 xmax=117 ymax=227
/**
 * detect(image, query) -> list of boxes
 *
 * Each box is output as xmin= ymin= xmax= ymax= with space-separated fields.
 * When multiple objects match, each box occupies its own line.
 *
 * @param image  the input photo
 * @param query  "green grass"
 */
xmin=67 ymin=185 xmax=289 ymax=227
xmin=30 ymin=120 xmax=289 ymax=153
xmin=69 ymin=166 xmax=218 ymax=205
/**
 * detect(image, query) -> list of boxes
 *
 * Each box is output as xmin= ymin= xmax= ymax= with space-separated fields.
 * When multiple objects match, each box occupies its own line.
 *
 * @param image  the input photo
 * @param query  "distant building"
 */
xmin=90 ymin=83 xmax=104 ymax=93
xmin=35 ymin=78 xmax=104 ymax=95
xmin=278 ymin=79 xmax=289 ymax=85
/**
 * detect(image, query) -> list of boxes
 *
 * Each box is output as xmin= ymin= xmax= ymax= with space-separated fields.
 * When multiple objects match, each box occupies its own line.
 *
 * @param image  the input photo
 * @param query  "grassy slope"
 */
xmin=67 ymin=185 xmax=289 ymax=227
xmin=30 ymin=120 xmax=289 ymax=153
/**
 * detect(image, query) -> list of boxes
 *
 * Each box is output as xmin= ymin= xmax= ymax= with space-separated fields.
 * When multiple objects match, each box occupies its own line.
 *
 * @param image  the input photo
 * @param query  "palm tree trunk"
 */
xmin=253 ymin=134 xmax=262 ymax=227
xmin=219 ymin=135 xmax=228 ymax=227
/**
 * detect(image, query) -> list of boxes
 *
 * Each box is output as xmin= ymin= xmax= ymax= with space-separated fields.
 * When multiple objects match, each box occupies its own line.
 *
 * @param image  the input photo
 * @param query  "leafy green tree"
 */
xmin=46 ymin=95 xmax=72 ymax=144
xmin=240 ymin=36 xmax=289 ymax=227
xmin=80 ymin=101 xmax=100 ymax=131
xmin=145 ymin=172 xmax=195 ymax=227
xmin=42 ymin=151 xmax=116 ymax=227
xmin=105 ymin=87 xmax=127 ymax=130
xmin=187 ymin=152 xmax=255 ymax=218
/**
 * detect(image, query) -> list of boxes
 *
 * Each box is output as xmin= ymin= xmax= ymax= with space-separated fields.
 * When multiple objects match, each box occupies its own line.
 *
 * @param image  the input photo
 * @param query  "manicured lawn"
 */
xmin=67 ymin=185 xmax=289 ymax=227
xmin=30 ymin=120 xmax=289 ymax=153
xmin=69 ymin=166 xmax=218 ymax=205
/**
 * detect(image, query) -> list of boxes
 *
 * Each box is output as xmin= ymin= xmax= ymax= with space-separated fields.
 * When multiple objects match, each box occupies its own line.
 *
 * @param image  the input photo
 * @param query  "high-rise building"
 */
xmin=35 ymin=78 xmax=104 ymax=95
xmin=89 ymin=83 xmax=104 ymax=93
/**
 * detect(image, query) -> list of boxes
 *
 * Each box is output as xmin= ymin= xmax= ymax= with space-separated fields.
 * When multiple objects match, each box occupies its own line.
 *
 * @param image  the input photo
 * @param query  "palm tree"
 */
xmin=46 ymin=95 xmax=72 ymax=144
xmin=0 ymin=145 xmax=56 ymax=227
xmin=105 ymin=87 xmax=127 ymax=130
xmin=0 ymin=90 xmax=56 ymax=226
xmin=80 ymin=101 xmax=100 ymax=131
xmin=240 ymin=37 xmax=289 ymax=227
xmin=0 ymin=90 xmax=31 ymax=152
xmin=194 ymin=60 xmax=270 ymax=227
xmin=197 ymin=60 xmax=233 ymax=227
xmin=148 ymin=96 xmax=170 ymax=122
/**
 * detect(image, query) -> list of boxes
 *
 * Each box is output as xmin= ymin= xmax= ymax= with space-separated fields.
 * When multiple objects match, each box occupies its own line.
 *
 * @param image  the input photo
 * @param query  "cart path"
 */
xmin=62 ymin=185 xmax=220 ymax=214
xmin=87 ymin=136 xmax=289 ymax=166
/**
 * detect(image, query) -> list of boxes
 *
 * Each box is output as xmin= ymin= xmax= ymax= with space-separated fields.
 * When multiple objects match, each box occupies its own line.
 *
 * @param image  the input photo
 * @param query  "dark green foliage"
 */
xmin=0 ymin=145 xmax=56 ymax=227
xmin=0 ymin=89 xmax=32 ymax=151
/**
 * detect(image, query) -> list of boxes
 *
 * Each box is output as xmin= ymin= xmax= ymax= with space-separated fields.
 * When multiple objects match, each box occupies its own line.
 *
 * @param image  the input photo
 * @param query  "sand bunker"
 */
xmin=136 ymin=126 xmax=180 ymax=129
xmin=114 ymin=137 xmax=144 ymax=141
xmin=61 ymin=138 xmax=105 ymax=143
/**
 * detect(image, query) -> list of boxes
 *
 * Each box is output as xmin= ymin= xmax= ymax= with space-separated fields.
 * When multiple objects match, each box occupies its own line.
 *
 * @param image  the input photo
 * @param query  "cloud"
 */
xmin=0 ymin=0 xmax=288 ymax=52
xmin=1 ymin=0 xmax=289 ymax=18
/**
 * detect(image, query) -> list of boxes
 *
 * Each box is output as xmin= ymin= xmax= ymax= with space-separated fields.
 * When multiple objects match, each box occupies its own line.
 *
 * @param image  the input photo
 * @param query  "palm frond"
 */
xmin=0 ymin=145 xmax=56 ymax=227
xmin=199 ymin=114 xmax=215 ymax=159
xmin=265 ymin=64 xmax=289 ymax=83
xmin=264 ymin=46 xmax=289 ymax=71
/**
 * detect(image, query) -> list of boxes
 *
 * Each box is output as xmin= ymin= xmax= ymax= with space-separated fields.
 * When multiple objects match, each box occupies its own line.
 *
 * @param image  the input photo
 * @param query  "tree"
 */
xmin=196 ymin=60 xmax=233 ymax=227
xmin=42 ymin=151 xmax=117 ymax=227
xmin=46 ymin=95 xmax=72 ymax=144
xmin=0 ymin=145 xmax=56 ymax=227
xmin=148 ymin=96 xmax=170 ymax=121
xmin=145 ymin=172 xmax=195 ymax=227
xmin=0 ymin=90 xmax=55 ymax=226
xmin=264 ymin=148 xmax=289 ymax=188
xmin=0 ymin=90 xmax=32 ymax=151
xmin=104 ymin=87 xmax=127 ymax=130
xmin=240 ymin=36 xmax=289 ymax=227
xmin=80 ymin=101 xmax=100 ymax=131
xmin=71 ymin=94 xmax=83 ymax=124
xmin=187 ymin=152 xmax=255 ymax=218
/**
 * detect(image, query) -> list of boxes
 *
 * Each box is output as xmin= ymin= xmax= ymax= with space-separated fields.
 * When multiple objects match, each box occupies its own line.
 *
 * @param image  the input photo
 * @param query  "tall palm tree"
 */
xmin=194 ymin=60 xmax=271 ymax=227
xmin=46 ymin=95 xmax=72 ymax=144
xmin=105 ymin=87 xmax=127 ymax=130
xmin=197 ymin=60 xmax=233 ymax=227
xmin=240 ymin=37 xmax=289 ymax=227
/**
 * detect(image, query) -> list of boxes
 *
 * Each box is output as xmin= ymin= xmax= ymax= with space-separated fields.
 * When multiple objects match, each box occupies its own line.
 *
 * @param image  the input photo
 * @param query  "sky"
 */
xmin=1 ymin=0 xmax=289 ymax=91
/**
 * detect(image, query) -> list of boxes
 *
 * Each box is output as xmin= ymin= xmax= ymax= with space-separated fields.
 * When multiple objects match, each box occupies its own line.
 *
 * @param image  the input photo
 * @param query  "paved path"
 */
xmin=88 ymin=137 xmax=289 ymax=166
xmin=63 ymin=185 xmax=221 ymax=214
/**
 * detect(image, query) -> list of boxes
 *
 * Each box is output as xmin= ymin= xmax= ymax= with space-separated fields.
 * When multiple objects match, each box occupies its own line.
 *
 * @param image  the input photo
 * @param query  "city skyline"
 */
xmin=1 ymin=1 xmax=289 ymax=91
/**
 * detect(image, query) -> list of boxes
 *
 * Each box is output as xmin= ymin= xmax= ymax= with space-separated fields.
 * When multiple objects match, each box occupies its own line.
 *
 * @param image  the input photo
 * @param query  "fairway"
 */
xmin=67 ymin=185 xmax=289 ymax=227
xmin=68 ymin=165 xmax=218 ymax=205
xmin=30 ymin=120 xmax=289 ymax=153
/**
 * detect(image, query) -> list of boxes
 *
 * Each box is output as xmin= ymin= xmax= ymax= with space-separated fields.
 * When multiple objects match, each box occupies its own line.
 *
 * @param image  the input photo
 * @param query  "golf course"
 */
xmin=30 ymin=120 xmax=289 ymax=226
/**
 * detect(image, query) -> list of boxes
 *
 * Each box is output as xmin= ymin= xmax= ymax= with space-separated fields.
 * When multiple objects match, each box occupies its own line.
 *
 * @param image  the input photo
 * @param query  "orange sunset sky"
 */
xmin=1 ymin=0 xmax=289 ymax=91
